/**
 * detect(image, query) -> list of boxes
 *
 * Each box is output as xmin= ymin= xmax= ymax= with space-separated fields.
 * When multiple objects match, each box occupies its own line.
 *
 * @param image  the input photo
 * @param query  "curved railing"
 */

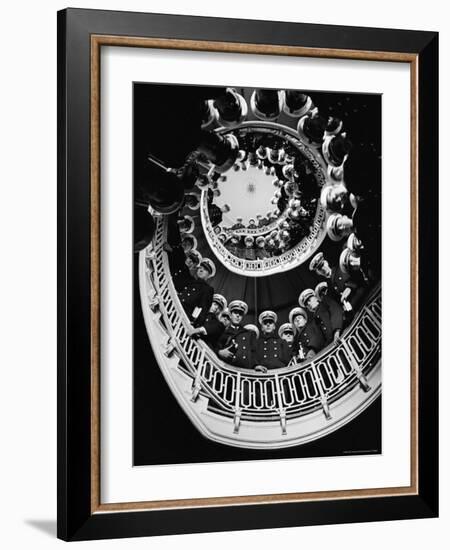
xmin=201 ymin=197 xmax=328 ymax=276
xmin=221 ymin=214 xmax=289 ymax=237
xmin=218 ymin=121 xmax=329 ymax=188
xmin=199 ymin=121 xmax=331 ymax=275
xmin=139 ymin=216 xmax=381 ymax=449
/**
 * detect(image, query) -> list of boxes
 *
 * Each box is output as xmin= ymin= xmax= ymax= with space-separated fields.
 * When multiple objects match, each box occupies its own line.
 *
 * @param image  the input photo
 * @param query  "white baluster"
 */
xmin=191 ymin=348 xmax=205 ymax=402
xmin=233 ymin=372 xmax=242 ymax=433
xmin=144 ymin=214 xmax=381 ymax=434
xmin=149 ymin=296 xmax=160 ymax=312
xmin=164 ymin=337 xmax=176 ymax=357
xmin=274 ymin=374 xmax=287 ymax=435
xmin=341 ymin=340 xmax=371 ymax=392
xmin=311 ymin=363 xmax=332 ymax=420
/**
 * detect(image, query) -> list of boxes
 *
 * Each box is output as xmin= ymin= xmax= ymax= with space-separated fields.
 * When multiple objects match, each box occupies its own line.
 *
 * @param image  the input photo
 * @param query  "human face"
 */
xmin=262 ymin=320 xmax=275 ymax=335
xmin=230 ymin=311 xmax=243 ymax=325
xmin=196 ymin=266 xmax=209 ymax=280
xmin=220 ymin=314 xmax=231 ymax=327
xmin=293 ymin=315 xmax=306 ymax=329
xmin=307 ymin=296 xmax=320 ymax=312
xmin=282 ymin=332 xmax=294 ymax=343
xmin=185 ymin=257 xmax=194 ymax=269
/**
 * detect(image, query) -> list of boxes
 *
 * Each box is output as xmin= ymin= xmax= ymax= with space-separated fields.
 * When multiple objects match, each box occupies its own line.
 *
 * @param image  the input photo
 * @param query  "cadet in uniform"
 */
xmin=185 ymin=250 xmax=202 ymax=279
xmin=289 ymin=306 xmax=325 ymax=361
xmin=181 ymin=234 xmax=197 ymax=254
xmin=178 ymin=258 xmax=215 ymax=327
xmin=164 ymin=224 xmax=195 ymax=291
xmin=257 ymin=215 xmax=269 ymax=228
xmin=208 ymin=202 xmax=230 ymax=227
xmin=164 ymin=242 xmax=191 ymax=290
xmin=231 ymin=217 xmax=245 ymax=230
xmin=255 ymin=236 xmax=269 ymax=259
xmin=219 ymin=308 xmax=231 ymax=329
xmin=340 ymin=234 xmax=371 ymax=283
xmin=299 ymin=288 xmax=343 ymax=346
xmin=326 ymin=213 xmax=353 ymax=242
xmin=320 ymin=182 xmax=357 ymax=217
xmin=227 ymin=234 xmax=244 ymax=258
xmin=278 ymin=323 xmax=295 ymax=357
xmin=314 ymin=281 xmax=329 ymax=301
xmin=264 ymin=233 xmax=277 ymax=257
xmin=177 ymin=214 xmax=195 ymax=234
xmin=188 ymin=293 xmax=227 ymax=351
xmin=255 ymin=311 xmax=291 ymax=371
xmin=244 ymin=235 xmax=257 ymax=260
xmin=217 ymin=300 xmax=256 ymax=369
xmin=309 ymin=251 xmax=366 ymax=315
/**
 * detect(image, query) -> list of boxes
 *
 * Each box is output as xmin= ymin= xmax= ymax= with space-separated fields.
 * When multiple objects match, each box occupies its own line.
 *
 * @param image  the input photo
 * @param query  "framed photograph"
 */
xmin=57 ymin=8 xmax=438 ymax=541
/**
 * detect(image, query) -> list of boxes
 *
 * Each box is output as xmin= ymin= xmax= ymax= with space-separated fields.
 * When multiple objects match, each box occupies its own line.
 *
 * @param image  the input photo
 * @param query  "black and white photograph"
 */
xmin=133 ymin=83 xmax=382 ymax=464
xmin=0 ymin=0 xmax=444 ymax=546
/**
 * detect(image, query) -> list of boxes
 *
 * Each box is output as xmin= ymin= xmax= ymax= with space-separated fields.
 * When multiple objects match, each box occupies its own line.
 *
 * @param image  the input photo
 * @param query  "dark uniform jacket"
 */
xmin=227 ymin=242 xmax=244 ymax=259
xmin=244 ymin=247 xmax=257 ymax=261
xmin=218 ymin=325 xmax=256 ymax=369
xmin=292 ymin=320 xmax=325 ymax=360
xmin=284 ymin=341 xmax=294 ymax=359
xmin=255 ymin=247 xmax=269 ymax=260
xmin=208 ymin=204 xmax=223 ymax=227
xmin=178 ymin=279 xmax=214 ymax=328
xmin=264 ymin=241 xmax=276 ymax=256
xmin=168 ymin=245 xmax=192 ymax=291
xmin=313 ymin=295 xmax=344 ymax=345
xmin=166 ymin=218 xmax=192 ymax=291
xmin=199 ymin=313 xmax=225 ymax=351
xmin=329 ymin=266 xmax=366 ymax=310
xmin=255 ymin=333 xmax=291 ymax=370
xmin=230 ymin=222 xmax=245 ymax=230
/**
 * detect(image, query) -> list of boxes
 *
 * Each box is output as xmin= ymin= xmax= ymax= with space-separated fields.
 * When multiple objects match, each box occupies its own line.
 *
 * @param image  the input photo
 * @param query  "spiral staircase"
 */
xmin=139 ymin=216 xmax=381 ymax=449
xmin=201 ymin=191 xmax=327 ymax=277
xmin=200 ymin=121 xmax=329 ymax=277
xmin=137 ymin=86 xmax=381 ymax=449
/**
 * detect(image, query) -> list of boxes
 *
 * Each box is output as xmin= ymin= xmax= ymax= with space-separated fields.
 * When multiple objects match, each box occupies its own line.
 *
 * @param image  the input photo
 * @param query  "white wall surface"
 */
xmin=0 ymin=1 xmax=447 ymax=548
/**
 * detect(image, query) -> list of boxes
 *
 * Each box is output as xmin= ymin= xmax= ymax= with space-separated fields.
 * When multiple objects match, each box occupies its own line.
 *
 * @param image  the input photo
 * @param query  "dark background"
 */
xmin=133 ymin=82 xmax=382 ymax=466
